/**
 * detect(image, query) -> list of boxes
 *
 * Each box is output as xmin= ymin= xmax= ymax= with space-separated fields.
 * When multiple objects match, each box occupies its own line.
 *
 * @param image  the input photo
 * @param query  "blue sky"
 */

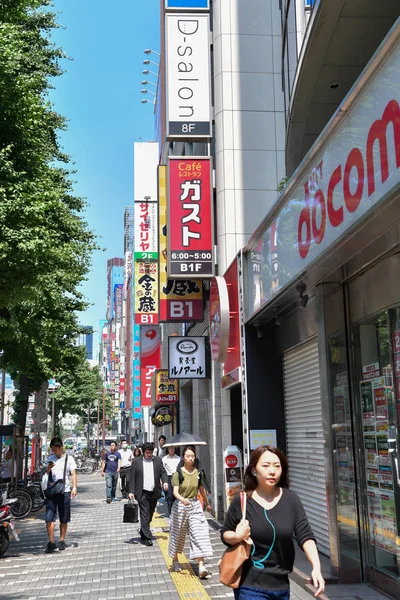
xmin=50 ymin=0 xmax=160 ymax=353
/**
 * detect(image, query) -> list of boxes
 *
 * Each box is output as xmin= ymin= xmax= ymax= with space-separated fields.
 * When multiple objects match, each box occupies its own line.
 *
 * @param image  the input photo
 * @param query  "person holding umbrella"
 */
xmin=168 ymin=445 xmax=212 ymax=578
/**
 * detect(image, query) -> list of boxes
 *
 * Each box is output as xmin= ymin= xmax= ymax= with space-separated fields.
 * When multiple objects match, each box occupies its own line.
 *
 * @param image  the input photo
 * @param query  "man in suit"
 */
xmin=128 ymin=442 xmax=168 ymax=546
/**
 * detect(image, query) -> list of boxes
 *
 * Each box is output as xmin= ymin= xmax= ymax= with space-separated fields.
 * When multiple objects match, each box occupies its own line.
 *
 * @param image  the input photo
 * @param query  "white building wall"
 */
xmin=213 ymin=0 xmax=285 ymax=274
xmin=133 ymin=142 xmax=159 ymax=201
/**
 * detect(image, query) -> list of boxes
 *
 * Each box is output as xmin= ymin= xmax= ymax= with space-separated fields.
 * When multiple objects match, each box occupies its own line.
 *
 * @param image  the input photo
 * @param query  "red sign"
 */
xmin=225 ymin=454 xmax=238 ymax=468
xmin=298 ymin=100 xmax=400 ymax=259
xmin=140 ymin=326 xmax=161 ymax=407
xmin=168 ymin=157 xmax=214 ymax=278
xmin=223 ymin=258 xmax=241 ymax=381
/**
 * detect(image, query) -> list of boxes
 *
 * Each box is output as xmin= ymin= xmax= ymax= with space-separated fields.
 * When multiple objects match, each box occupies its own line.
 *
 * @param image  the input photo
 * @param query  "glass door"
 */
xmin=351 ymin=311 xmax=400 ymax=586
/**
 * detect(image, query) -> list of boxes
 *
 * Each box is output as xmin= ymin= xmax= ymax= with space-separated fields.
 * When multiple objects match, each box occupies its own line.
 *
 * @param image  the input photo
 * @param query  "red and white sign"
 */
xmin=210 ymin=276 xmax=230 ymax=363
xmin=225 ymin=454 xmax=238 ymax=468
xmin=168 ymin=157 xmax=214 ymax=278
xmin=247 ymin=32 xmax=400 ymax=319
xmin=134 ymin=201 xmax=158 ymax=259
xmin=363 ymin=362 xmax=380 ymax=380
xmin=140 ymin=326 xmax=161 ymax=407
xmin=222 ymin=258 xmax=241 ymax=387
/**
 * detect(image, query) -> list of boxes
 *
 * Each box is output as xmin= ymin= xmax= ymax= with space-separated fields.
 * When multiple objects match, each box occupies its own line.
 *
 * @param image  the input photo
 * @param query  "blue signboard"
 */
xmin=132 ymin=323 xmax=142 ymax=419
xmin=165 ymin=0 xmax=209 ymax=10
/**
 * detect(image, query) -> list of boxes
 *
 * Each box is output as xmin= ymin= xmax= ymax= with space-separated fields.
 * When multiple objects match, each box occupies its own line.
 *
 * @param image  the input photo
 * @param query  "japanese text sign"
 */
xmin=156 ymin=370 xmax=179 ymax=405
xmin=134 ymin=260 xmax=159 ymax=324
xmin=159 ymin=166 xmax=203 ymax=321
xmin=141 ymin=326 xmax=161 ymax=407
xmin=134 ymin=201 xmax=158 ymax=260
xmin=132 ymin=323 xmax=141 ymax=417
xmin=168 ymin=157 xmax=214 ymax=278
xmin=168 ymin=336 xmax=207 ymax=379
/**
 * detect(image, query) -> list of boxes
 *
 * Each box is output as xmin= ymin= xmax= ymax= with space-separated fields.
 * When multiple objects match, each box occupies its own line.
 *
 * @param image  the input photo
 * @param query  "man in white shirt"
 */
xmin=162 ymin=445 xmax=181 ymax=515
xmin=153 ymin=435 xmax=167 ymax=458
xmin=44 ymin=437 xmax=77 ymax=553
xmin=119 ymin=438 xmax=133 ymax=499
xmin=0 ymin=449 xmax=17 ymax=483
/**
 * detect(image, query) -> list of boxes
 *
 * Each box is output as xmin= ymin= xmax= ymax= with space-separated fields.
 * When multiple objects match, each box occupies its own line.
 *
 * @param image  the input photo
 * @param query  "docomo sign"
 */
xmin=246 ymin=32 xmax=400 ymax=320
xmin=298 ymin=99 xmax=400 ymax=259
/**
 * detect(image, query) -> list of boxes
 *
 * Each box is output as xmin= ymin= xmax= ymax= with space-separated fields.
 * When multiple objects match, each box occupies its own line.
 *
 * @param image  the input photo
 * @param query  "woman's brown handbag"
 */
xmin=219 ymin=492 xmax=252 ymax=589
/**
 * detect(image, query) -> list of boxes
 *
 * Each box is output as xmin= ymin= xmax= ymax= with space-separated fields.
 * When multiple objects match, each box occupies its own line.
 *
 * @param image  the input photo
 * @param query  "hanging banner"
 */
xmin=165 ymin=14 xmax=211 ymax=138
xmin=134 ymin=260 xmax=159 ymax=324
xmin=140 ymin=326 xmax=161 ymax=407
xmin=159 ymin=165 xmax=203 ymax=321
xmin=167 ymin=157 xmax=214 ymax=279
xmin=168 ymin=336 xmax=208 ymax=379
xmin=155 ymin=370 xmax=179 ymax=405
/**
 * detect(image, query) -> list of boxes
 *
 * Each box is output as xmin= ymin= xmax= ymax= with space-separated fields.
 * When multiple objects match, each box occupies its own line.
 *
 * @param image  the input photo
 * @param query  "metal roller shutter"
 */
xmin=283 ymin=340 xmax=330 ymax=556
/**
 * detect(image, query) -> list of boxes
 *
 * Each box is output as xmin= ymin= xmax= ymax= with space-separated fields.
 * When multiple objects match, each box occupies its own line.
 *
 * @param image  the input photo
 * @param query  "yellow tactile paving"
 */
xmin=153 ymin=511 xmax=212 ymax=600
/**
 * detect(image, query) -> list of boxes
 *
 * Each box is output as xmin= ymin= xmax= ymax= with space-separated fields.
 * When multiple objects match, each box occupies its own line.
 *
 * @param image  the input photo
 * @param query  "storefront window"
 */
xmin=352 ymin=312 xmax=400 ymax=581
xmin=328 ymin=330 xmax=360 ymax=575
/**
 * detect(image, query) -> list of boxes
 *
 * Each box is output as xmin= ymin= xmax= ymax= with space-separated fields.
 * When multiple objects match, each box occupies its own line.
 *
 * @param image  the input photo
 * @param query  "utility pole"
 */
xmin=87 ymin=404 xmax=91 ymax=453
xmin=0 ymin=368 xmax=6 ymax=426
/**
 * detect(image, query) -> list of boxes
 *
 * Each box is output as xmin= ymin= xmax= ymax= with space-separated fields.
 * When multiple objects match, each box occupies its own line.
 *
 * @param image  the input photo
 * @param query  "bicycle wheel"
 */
xmin=27 ymin=484 xmax=46 ymax=512
xmin=83 ymin=462 xmax=94 ymax=474
xmin=7 ymin=489 xmax=33 ymax=519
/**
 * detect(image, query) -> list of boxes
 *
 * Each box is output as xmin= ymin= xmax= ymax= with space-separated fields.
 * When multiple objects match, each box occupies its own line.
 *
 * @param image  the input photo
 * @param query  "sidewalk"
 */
xmin=0 ymin=475 xmax=391 ymax=600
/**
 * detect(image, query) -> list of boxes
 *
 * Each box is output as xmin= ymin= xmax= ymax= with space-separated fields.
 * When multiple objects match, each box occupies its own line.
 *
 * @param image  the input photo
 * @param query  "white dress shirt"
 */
xmin=142 ymin=458 xmax=155 ymax=492
xmin=162 ymin=454 xmax=181 ymax=476
xmin=119 ymin=447 xmax=133 ymax=468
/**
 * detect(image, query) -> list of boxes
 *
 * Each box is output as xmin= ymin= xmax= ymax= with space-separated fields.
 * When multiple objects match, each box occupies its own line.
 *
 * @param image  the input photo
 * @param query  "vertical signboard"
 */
xmin=134 ymin=260 xmax=159 ymax=324
xmin=159 ymin=166 xmax=204 ymax=321
xmin=132 ymin=323 xmax=141 ymax=418
xmin=140 ymin=325 xmax=161 ymax=407
xmin=167 ymin=157 xmax=214 ymax=278
xmin=165 ymin=0 xmax=210 ymax=10
xmin=165 ymin=14 xmax=211 ymax=138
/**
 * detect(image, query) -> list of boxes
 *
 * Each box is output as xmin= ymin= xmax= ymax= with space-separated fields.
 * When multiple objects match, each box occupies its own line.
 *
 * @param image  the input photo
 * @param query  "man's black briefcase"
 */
xmin=123 ymin=500 xmax=139 ymax=523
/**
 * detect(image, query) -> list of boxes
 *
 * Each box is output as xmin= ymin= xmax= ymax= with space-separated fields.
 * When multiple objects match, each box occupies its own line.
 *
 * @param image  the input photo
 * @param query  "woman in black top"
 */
xmin=221 ymin=446 xmax=325 ymax=599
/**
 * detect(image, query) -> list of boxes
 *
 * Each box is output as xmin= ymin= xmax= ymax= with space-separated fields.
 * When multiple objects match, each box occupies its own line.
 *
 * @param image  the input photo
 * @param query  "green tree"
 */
xmin=0 ymin=1 xmax=98 ymax=429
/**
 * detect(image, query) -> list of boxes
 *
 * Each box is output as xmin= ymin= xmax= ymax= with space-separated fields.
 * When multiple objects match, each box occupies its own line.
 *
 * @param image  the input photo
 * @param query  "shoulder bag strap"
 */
xmin=240 ymin=491 xmax=247 ymax=520
xmin=62 ymin=454 xmax=68 ymax=483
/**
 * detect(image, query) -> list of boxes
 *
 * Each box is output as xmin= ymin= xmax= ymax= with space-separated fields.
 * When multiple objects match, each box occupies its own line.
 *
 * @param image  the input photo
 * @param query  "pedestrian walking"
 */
xmin=162 ymin=445 xmax=181 ymax=516
xmin=102 ymin=441 xmax=121 ymax=503
xmin=133 ymin=446 xmax=142 ymax=457
xmin=168 ymin=445 xmax=212 ymax=578
xmin=153 ymin=435 xmax=167 ymax=458
xmin=128 ymin=443 xmax=168 ymax=546
xmin=44 ymin=437 xmax=77 ymax=553
xmin=0 ymin=449 xmax=17 ymax=483
xmin=119 ymin=438 xmax=133 ymax=499
xmin=220 ymin=445 xmax=325 ymax=599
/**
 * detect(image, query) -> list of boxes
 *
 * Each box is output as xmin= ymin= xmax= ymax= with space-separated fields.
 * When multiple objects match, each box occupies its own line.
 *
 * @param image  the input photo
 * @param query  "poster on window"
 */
xmin=360 ymin=380 xmax=375 ymax=431
xmin=167 ymin=157 xmax=214 ymax=278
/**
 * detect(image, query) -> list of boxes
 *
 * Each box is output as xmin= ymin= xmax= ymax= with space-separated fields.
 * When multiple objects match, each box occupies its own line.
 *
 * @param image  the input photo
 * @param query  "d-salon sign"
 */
xmin=246 ymin=30 xmax=400 ymax=319
xmin=165 ymin=14 xmax=211 ymax=138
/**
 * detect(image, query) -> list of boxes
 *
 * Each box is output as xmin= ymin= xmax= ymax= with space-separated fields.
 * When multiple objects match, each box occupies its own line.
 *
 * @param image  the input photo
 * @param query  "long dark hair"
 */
xmin=243 ymin=446 xmax=289 ymax=491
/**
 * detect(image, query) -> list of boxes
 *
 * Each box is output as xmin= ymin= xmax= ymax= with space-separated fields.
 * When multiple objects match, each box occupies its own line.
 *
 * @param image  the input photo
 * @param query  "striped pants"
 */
xmin=168 ymin=499 xmax=213 ymax=560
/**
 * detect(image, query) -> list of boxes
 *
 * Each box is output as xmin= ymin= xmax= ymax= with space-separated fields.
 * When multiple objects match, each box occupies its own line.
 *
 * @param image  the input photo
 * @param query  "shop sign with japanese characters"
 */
xmin=168 ymin=336 xmax=207 ymax=379
xmin=134 ymin=201 xmax=158 ymax=260
xmin=158 ymin=166 xmax=203 ymax=321
xmin=168 ymin=157 xmax=214 ymax=278
xmin=134 ymin=260 xmax=159 ymax=324
xmin=155 ymin=370 xmax=179 ymax=405
xmin=132 ymin=323 xmax=141 ymax=418
xmin=141 ymin=326 xmax=161 ymax=407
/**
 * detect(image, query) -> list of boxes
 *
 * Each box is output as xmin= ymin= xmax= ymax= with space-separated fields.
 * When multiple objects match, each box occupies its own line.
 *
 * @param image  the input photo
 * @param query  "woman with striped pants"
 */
xmin=168 ymin=445 xmax=213 ymax=578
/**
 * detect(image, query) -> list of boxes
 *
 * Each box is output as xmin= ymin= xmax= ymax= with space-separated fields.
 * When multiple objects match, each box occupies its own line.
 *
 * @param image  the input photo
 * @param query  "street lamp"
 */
xmin=141 ymin=88 xmax=156 ymax=96
xmin=142 ymin=69 xmax=158 ymax=78
xmin=143 ymin=59 xmax=159 ymax=68
xmin=141 ymin=80 xmax=157 ymax=87
xmin=141 ymin=98 xmax=156 ymax=105
xmin=144 ymin=48 xmax=160 ymax=56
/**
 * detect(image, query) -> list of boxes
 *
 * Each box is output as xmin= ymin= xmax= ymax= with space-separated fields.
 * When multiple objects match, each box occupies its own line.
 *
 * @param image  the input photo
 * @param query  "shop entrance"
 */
xmin=325 ymin=266 xmax=400 ymax=594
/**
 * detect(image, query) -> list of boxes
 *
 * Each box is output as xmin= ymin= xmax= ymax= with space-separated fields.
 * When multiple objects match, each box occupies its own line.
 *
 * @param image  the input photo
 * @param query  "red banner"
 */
xmin=168 ymin=158 xmax=214 ymax=278
xmin=140 ymin=325 xmax=161 ymax=407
